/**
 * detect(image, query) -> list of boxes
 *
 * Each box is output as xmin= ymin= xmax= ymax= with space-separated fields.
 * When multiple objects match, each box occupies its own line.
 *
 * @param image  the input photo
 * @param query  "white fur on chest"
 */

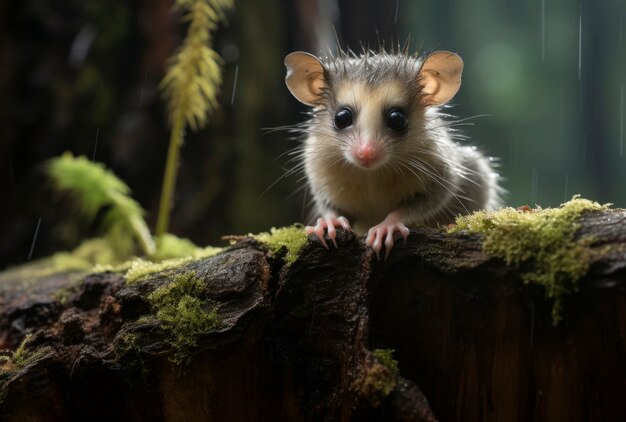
xmin=304 ymin=137 xmax=426 ymax=228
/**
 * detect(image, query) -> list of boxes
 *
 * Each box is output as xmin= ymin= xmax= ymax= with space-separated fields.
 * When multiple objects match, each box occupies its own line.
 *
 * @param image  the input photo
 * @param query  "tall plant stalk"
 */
xmin=155 ymin=0 xmax=234 ymax=237
xmin=156 ymin=110 xmax=185 ymax=236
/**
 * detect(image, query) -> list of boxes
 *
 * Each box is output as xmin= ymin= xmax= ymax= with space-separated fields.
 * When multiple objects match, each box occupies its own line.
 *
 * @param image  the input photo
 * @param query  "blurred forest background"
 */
xmin=1 ymin=0 xmax=625 ymax=269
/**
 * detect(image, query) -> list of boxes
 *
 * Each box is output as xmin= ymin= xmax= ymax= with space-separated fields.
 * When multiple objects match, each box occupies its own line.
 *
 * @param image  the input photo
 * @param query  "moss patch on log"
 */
xmin=124 ymin=246 xmax=223 ymax=284
xmin=372 ymin=349 xmax=400 ymax=376
xmin=0 ymin=335 xmax=52 ymax=373
xmin=360 ymin=349 xmax=401 ymax=407
xmin=449 ymin=196 xmax=608 ymax=323
xmin=250 ymin=225 xmax=308 ymax=264
xmin=147 ymin=272 xmax=220 ymax=366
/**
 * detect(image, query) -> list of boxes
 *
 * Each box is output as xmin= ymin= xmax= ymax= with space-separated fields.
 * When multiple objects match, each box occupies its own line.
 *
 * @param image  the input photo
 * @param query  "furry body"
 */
xmin=284 ymin=48 xmax=502 ymax=255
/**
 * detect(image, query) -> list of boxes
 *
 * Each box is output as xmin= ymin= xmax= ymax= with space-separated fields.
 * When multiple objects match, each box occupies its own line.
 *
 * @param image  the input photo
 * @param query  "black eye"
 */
xmin=334 ymin=107 xmax=353 ymax=130
xmin=386 ymin=109 xmax=408 ymax=133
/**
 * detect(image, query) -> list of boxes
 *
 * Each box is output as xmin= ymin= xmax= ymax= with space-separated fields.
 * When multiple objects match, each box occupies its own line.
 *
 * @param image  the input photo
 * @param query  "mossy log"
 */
xmin=1 ymin=209 xmax=625 ymax=421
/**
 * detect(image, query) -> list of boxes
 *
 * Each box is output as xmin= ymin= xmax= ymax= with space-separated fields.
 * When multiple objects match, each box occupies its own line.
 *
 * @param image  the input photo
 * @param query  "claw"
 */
xmin=326 ymin=222 xmax=338 ymax=248
xmin=305 ymin=216 xmax=352 ymax=249
xmin=366 ymin=218 xmax=409 ymax=260
xmin=337 ymin=216 xmax=352 ymax=231
xmin=384 ymin=231 xmax=395 ymax=260
xmin=314 ymin=218 xmax=329 ymax=249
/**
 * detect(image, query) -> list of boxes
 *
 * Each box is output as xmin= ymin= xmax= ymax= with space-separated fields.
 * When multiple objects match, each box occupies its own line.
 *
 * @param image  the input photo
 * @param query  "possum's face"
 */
xmin=285 ymin=50 xmax=463 ymax=170
xmin=328 ymin=80 xmax=415 ymax=169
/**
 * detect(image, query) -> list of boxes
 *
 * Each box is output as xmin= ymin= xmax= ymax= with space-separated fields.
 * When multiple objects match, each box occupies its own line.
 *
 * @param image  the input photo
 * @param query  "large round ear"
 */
xmin=285 ymin=52 xmax=326 ymax=106
xmin=418 ymin=51 xmax=464 ymax=106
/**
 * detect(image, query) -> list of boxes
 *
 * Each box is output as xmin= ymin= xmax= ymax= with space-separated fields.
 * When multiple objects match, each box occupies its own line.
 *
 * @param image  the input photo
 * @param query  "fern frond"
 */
xmin=47 ymin=153 xmax=156 ymax=257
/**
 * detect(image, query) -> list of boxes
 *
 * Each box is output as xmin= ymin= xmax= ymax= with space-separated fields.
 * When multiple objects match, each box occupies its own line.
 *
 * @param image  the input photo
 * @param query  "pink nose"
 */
xmin=356 ymin=143 xmax=379 ymax=165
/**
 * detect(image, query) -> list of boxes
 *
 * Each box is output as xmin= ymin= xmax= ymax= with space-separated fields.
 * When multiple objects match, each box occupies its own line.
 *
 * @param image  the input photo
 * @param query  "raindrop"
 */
xmin=28 ymin=217 xmax=42 ymax=261
xmin=68 ymin=24 xmax=97 ymax=68
xmin=231 ymin=65 xmax=239 ymax=106
xmin=559 ymin=86 xmax=565 ymax=139
xmin=11 ymin=319 xmax=25 ymax=334
xmin=529 ymin=302 xmax=535 ymax=348
xmin=395 ymin=0 xmax=400 ymax=24
xmin=222 ymin=43 xmax=240 ymax=63
xmin=509 ymin=135 xmax=517 ymax=168
xmin=541 ymin=0 xmax=546 ymax=62
xmin=578 ymin=3 xmax=582 ymax=80
xmin=619 ymin=84 xmax=624 ymax=157
xmin=93 ymin=128 xmax=100 ymax=161
xmin=9 ymin=160 xmax=15 ymax=186
xmin=530 ymin=166 xmax=539 ymax=205
xmin=139 ymin=70 xmax=148 ymax=107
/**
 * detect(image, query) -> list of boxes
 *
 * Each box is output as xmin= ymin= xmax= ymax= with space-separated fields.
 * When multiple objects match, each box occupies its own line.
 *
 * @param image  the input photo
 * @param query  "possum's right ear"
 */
xmin=285 ymin=52 xmax=326 ymax=106
xmin=418 ymin=51 xmax=464 ymax=106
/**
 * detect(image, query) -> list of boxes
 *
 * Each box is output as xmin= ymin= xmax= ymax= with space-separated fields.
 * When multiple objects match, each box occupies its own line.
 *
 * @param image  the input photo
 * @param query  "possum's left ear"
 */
xmin=418 ymin=51 xmax=463 ymax=106
xmin=285 ymin=52 xmax=326 ymax=106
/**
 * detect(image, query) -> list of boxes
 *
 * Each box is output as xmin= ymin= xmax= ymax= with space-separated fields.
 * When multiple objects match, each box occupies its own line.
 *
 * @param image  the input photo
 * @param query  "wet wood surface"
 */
xmin=1 ymin=209 xmax=625 ymax=421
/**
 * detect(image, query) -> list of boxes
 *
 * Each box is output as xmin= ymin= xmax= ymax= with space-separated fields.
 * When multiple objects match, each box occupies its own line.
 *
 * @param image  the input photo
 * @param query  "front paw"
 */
xmin=305 ymin=216 xmax=352 ymax=248
xmin=365 ymin=221 xmax=410 ymax=260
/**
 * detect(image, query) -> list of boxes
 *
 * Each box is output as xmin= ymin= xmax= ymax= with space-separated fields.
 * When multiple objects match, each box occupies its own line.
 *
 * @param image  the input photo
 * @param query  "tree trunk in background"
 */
xmin=1 ymin=209 xmax=625 ymax=421
xmin=229 ymin=0 xmax=294 ymax=233
xmin=580 ymin=0 xmax=612 ymax=200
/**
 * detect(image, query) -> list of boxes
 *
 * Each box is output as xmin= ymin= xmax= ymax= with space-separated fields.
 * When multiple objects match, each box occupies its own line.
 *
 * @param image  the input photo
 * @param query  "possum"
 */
xmin=283 ymin=47 xmax=502 ymax=259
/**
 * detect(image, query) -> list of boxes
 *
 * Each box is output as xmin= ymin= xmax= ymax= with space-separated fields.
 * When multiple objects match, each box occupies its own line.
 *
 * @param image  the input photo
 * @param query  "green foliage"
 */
xmin=47 ymin=152 xmax=156 ymax=258
xmin=147 ymin=272 xmax=220 ymax=366
xmin=250 ymin=225 xmax=308 ymax=264
xmin=450 ymin=196 xmax=608 ymax=324
xmin=152 ymin=233 xmax=209 ymax=261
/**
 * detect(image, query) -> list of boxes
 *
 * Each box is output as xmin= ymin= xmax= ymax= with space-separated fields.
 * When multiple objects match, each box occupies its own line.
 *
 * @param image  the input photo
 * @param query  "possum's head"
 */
xmin=284 ymin=49 xmax=463 ymax=170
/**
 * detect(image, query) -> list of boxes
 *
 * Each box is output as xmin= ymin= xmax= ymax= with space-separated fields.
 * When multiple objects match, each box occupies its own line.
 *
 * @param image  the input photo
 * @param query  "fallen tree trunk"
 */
xmin=1 ymin=208 xmax=625 ymax=421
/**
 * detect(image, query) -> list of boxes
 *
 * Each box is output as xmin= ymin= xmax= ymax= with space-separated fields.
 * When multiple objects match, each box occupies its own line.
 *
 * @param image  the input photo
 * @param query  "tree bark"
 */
xmin=1 ymin=209 xmax=625 ymax=421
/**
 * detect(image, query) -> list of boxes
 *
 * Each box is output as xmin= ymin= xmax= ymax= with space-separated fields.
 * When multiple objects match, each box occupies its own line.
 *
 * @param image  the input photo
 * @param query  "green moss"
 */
xmin=449 ymin=196 xmax=608 ymax=323
xmin=53 ymin=286 xmax=75 ymax=305
xmin=360 ymin=350 xmax=400 ymax=406
xmin=123 ymin=234 xmax=223 ymax=284
xmin=124 ymin=244 xmax=223 ymax=285
xmin=250 ymin=224 xmax=308 ymax=264
xmin=147 ymin=272 xmax=220 ymax=366
xmin=112 ymin=331 xmax=156 ymax=378
xmin=114 ymin=332 xmax=140 ymax=356
xmin=372 ymin=349 xmax=400 ymax=376
xmin=0 ymin=335 xmax=52 ymax=373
